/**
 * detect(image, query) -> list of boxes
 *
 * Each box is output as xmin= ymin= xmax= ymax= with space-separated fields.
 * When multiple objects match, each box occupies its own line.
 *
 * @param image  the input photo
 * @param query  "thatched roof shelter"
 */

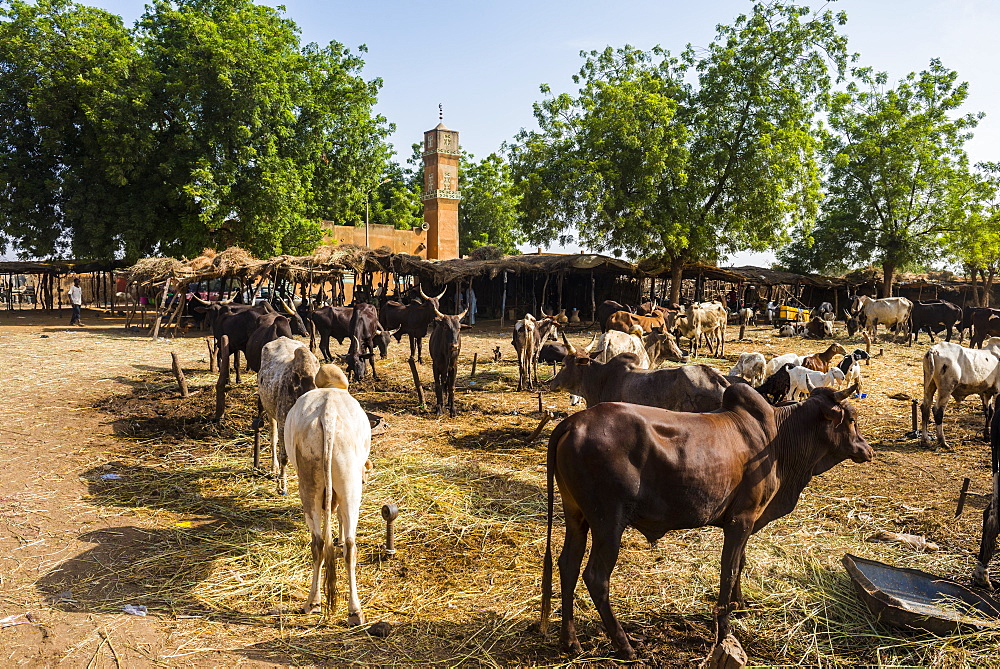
xmin=724 ymin=266 xmax=849 ymax=288
xmin=389 ymin=252 xmax=640 ymax=286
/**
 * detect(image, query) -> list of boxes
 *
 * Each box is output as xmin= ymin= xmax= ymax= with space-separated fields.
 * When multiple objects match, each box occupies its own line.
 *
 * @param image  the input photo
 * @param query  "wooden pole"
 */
xmin=408 ymin=357 xmax=425 ymax=407
xmin=537 ymin=391 xmax=543 ymax=413
xmin=955 ymin=477 xmax=972 ymax=517
xmin=500 ymin=271 xmax=508 ymax=326
xmin=151 ymin=278 xmax=171 ymax=339
xmin=470 ymin=352 xmax=478 ymax=380
xmin=206 ymin=337 xmax=217 ymax=372
xmin=591 ymin=271 xmax=597 ymax=324
xmin=215 ymin=335 xmax=230 ymax=421
xmin=171 ymin=351 xmax=190 ymax=398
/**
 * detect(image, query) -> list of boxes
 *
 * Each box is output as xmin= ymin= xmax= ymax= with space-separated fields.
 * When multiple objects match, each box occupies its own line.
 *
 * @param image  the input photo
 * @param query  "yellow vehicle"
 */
xmin=776 ymin=305 xmax=809 ymax=323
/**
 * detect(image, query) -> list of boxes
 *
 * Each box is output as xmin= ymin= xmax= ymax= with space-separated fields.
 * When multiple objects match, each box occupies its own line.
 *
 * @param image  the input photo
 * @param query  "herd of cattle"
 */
xmin=182 ymin=288 xmax=999 ymax=659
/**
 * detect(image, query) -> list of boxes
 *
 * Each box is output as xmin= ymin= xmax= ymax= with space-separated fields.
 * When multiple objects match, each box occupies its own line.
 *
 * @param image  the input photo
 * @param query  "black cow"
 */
xmin=538 ymin=342 xmax=570 ymax=373
xmin=428 ymin=306 xmax=468 ymax=417
xmin=908 ymin=299 xmax=962 ymax=345
xmin=958 ymin=307 xmax=1000 ymax=344
xmin=341 ymin=304 xmax=382 ymax=381
xmin=380 ymin=286 xmax=446 ymax=363
xmin=309 ymin=303 xmax=390 ymax=375
xmin=245 ymin=314 xmax=294 ymax=372
xmin=200 ymin=301 xmax=306 ymax=383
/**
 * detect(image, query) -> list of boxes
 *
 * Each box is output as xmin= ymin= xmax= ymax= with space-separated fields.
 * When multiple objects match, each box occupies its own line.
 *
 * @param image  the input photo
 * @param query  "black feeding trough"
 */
xmin=843 ymin=554 xmax=1000 ymax=634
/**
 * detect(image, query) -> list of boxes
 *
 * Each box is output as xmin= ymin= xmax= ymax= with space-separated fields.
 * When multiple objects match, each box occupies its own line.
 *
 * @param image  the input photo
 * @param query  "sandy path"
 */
xmin=0 ymin=312 xmax=272 ymax=667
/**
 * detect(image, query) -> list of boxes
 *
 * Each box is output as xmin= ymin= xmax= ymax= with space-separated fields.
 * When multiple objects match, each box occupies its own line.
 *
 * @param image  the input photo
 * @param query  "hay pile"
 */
xmin=72 ymin=323 xmax=1000 ymax=665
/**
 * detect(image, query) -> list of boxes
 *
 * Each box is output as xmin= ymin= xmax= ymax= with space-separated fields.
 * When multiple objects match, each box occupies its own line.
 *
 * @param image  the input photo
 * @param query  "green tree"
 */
xmin=459 ymin=152 xmax=522 ymax=255
xmin=784 ymin=60 xmax=982 ymax=296
xmin=0 ymin=0 xmax=392 ymax=261
xmin=0 ymin=0 xmax=150 ymax=259
xmin=511 ymin=3 xmax=849 ymax=302
xmin=943 ymin=163 xmax=1000 ymax=306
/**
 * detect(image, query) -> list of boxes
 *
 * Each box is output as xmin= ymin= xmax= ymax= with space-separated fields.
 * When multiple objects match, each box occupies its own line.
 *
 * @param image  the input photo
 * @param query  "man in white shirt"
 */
xmin=68 ymin=278 xmax=83 ymax=326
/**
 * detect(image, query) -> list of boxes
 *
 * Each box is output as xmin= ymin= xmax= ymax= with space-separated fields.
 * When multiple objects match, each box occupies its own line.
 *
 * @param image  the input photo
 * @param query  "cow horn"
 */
xmin=433 ymin=306 xmax=446 ymax=319
xmin=540 ymin=305 xmax=552 ymax=317
xmin=418 ymin=285 xmax=430 ymax=300
xmin=833 ymin=384 xmax=858 ymax=402
xmin=218 ymin=296 xmax=235 ymax=305
xmin=279 ymin=298 xmax=296 ymax=314
xmin=190 ymin=294 xmax=211 ymax=305
xmin=560 ymin=329 xmax=576 ymax=355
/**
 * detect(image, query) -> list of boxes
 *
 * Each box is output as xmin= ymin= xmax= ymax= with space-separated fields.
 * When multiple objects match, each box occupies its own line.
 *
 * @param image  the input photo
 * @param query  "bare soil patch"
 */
xmin=1 ymin=308 xmax=999 ymax=666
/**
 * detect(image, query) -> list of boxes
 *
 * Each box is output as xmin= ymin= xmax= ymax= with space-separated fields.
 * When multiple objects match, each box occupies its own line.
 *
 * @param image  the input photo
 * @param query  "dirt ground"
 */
xmin=1 ymin=307 xmax=998 ymax=667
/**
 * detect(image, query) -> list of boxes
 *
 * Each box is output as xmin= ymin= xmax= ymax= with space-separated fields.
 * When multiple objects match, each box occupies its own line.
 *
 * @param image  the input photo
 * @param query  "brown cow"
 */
xmin=540 ymin=383 xmax=870 ymax=660
xmin=550 ymin=334 xmax=729 ymax=412
xmin=605 ymin=310 xmax=667 ymax=334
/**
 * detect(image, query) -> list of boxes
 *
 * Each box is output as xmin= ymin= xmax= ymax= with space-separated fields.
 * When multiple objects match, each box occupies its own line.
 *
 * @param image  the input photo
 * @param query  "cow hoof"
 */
xmin=972 ymin=564 xmax=993 ymax=590
xmin=615 ymin=646 xmax=638 ymax=661
xmin=561 ymin=640 xmax=583 ymax=657
xmin=347 ymin=612 xmax=365 ymax=626
xmin=302 ymin=604 xmax=322 ymax=614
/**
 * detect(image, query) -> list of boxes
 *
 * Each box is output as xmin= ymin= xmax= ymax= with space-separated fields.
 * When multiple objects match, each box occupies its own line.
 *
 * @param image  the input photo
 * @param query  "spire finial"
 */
xmin=439 ymin=103 xmax=443 ymax=121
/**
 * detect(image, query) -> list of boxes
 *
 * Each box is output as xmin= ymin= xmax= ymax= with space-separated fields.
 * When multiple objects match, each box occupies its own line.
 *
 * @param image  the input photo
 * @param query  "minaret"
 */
xmin=421 ymin=110 xmax=460 ymax=259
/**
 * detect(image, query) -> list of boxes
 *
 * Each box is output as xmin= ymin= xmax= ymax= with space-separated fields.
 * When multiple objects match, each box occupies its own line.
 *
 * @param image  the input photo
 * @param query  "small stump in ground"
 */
xmin=368 ymin=621 xmax=392 ymax=638
xmin=704 ymin=634 xmax=746 ymax=669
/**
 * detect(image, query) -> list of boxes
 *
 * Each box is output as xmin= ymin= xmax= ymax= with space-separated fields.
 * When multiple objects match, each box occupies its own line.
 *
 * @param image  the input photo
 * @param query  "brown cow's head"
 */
xmin=807 ymin=385 xmax=873 ymax=474
xmin=550 ymin=332 xmax=593 ymax=393
xmin=643 ymin=330 xmax=689 ymax=364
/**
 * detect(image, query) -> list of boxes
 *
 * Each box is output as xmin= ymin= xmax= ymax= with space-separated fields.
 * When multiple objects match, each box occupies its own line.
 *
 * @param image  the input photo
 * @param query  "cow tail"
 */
xmin=321 ymin=415 xmax=339 ymax=616
xmin=540 ymin=418 xmax=566 ymax=634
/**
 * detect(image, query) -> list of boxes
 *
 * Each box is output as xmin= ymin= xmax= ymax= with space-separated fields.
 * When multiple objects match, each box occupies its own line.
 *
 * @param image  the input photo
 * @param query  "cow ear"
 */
xmin=821 ymin=402 xmax=842 ymax=421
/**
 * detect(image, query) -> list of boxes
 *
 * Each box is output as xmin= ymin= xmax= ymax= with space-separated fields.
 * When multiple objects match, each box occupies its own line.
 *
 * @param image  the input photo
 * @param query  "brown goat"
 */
xmin=801 ymin=343 xmax=848 ymax=372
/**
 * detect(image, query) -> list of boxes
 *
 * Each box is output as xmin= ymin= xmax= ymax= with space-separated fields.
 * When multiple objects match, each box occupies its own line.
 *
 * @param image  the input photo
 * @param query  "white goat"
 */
xmin=728 ymin=352 xmax=766 ymax=386
xmin=786 ymin=365 xmax=846 ymax=401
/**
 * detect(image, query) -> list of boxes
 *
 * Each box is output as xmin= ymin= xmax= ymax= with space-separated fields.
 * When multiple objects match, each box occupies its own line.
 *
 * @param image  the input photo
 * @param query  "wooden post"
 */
xmin=500 ymin=271 xmax=508 ymax=327
xmin=253 ymin=398 xmax=262 ymax=470
xmin=470 ymin=352 xmax=478 ymax=380
xmin=408 ymin=357 xmax=425 ymax=407
xmin=215 ymin=335 xmax=230 ymax=421
xmin=955 ymin=477 xmax=972 ymax=517
xmin=591 ymin=271 xmax=597 ymax=324
xmin=171 ymin=352 xmax=190 ymax=398
xmin=151 ymin=278 xmax=171 ymax=339
xmin=537 ymin=392 xmax=543 ymax=413
xmin=206 ymin=337 xmax=217 ymax=372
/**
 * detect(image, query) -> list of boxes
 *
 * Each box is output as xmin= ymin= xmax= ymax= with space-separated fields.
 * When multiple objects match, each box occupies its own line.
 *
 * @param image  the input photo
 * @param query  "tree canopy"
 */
xmin=510 ymin=2 xmax=850 ymax=301
xmin=780 ymin=60 xmax=982 ymax=296
xmin=0 ymin=0 xmax=393 ymax=261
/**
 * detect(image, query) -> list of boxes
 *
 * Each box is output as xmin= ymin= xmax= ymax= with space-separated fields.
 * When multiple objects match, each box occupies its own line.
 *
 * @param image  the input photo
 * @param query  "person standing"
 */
xmin=68 ymin=278 xmax=83 ymax=326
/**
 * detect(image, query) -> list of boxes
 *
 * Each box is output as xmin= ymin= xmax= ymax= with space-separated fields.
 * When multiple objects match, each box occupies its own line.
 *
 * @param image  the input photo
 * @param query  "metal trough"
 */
xmin=843 ymin=554 xmax=1000 ymax=634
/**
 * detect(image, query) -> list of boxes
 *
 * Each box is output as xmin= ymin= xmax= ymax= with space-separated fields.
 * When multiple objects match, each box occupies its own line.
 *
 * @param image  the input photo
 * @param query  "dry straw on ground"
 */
xmin=57 ymin=323 xmax=1000 ymax=665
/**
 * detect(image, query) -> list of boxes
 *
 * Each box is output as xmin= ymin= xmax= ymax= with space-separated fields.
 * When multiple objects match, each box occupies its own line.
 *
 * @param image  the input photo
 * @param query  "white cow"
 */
xmin=920 ymin=338 xmax=1000 ymax=450
xmin=852 ymin=295 xmax=913 ymax=342
xmin=728 ymin=352 xmax=766 ymax=387
xmin=258 ymin=338 xmax=346 ymax=494
xmin=675 ymin=302 xmax=727 ymax=358
xmin=786 ymin=365 xmax=846 ymax=401
xmin=584 ymin=327 xmax=651 ymax=368
xmin=284 ymin=382 xmax=372 ymax=624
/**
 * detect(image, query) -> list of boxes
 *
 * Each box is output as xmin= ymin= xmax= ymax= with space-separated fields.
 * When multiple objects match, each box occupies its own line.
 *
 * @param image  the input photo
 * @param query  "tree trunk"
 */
xmin=985 ymin=265 xmax=996 ymax=308
xmin=881 ymin=262 xmax=895 ymax=298
xmin=669 ymin=256 xmax=685 ymax=305
xmin=969 ymin=265 xmax=981 ymax=307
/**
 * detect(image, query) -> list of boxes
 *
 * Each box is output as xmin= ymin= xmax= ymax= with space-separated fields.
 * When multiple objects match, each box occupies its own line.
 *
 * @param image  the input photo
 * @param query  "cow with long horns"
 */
xmin=429 ymin=304 xmax=468 ymax=416
xmin=379 ymin=285 xmax=447 ymax=363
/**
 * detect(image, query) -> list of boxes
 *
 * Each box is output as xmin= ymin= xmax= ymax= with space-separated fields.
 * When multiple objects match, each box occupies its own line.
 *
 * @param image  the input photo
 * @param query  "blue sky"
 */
xmin=70 ymin=1 xmax=1000 ymax=262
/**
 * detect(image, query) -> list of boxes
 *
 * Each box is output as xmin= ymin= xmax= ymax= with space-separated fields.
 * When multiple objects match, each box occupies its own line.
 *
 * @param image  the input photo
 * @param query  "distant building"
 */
xmin=421 ymin=122 xmax=461 ymax=259
xmin=321 ymin=120 xmax=461 ymax=260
